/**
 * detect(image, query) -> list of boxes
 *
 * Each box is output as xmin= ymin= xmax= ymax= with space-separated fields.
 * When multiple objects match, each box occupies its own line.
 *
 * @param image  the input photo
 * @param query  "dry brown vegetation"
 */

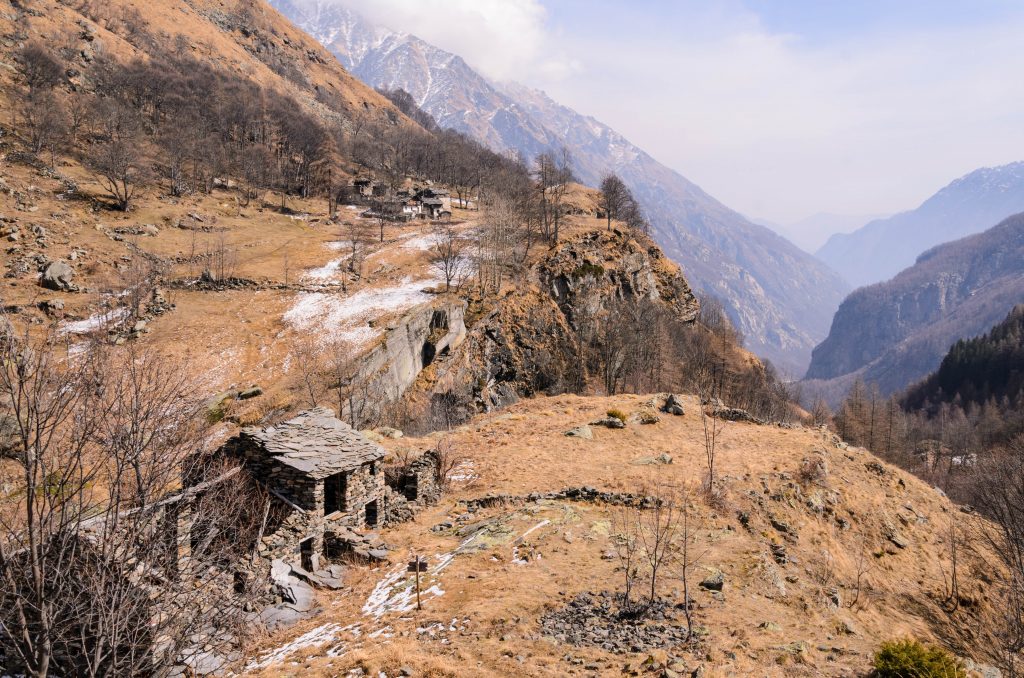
xmin=243 ymin=393 xmax=1009 ymax=677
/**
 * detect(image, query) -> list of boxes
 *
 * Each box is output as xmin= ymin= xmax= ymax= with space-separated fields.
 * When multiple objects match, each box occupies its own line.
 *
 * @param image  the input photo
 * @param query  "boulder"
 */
xmin=591 ymin=417 xmax=626 ymax=429
xmin=638 ymin=411 xmax=661 ymax=425
xmin=699 ymin=571 xmax=725 ymax=592
xmin=238 ymin=386 xmax=263 ymax=400
xmin=41 ymin=260 xmax=75 ymax=291
xmin=564 ymin=425 xmax=593 ymax=439
xmin=661 ymin=394 xmax=685 ymax=415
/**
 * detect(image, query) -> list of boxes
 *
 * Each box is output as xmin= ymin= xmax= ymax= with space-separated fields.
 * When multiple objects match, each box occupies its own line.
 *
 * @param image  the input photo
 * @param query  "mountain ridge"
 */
xmin=270 ymin=0 xmax=850 ymax=375
xmin=816 ymin=161 xmax=1024 ymax=288
xmin=805 ymin=211 xmax=1024 ymax=399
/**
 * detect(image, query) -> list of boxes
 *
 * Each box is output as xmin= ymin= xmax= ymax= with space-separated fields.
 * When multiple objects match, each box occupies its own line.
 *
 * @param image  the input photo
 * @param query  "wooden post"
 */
xmin=408 ymin=555 xmax=426 ymax=611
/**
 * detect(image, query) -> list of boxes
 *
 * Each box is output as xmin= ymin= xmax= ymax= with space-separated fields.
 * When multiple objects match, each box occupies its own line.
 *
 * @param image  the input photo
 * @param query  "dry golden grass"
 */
xmin=246 ymin=393 xmax=1005 ymax=677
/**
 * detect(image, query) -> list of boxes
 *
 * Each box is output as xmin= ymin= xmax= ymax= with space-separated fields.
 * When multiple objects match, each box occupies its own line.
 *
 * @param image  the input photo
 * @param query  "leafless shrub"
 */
xmin=431 ymin=437 xmax=466 ymax=492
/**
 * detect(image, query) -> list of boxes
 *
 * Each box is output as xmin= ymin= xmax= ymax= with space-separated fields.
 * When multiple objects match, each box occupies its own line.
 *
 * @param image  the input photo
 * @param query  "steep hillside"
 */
xmin=817 ymin=162 xmax=1024 ymax=288
xmin=248 ymin=393 xmax=1007 ymax=677
xmin=269 ymin=0 xmax=850 ymax=376
xmin=903 ymin=304 xmax=1024 ymax=412
xmin=805 ymin=213 xmax=1024 ymax=397
xmin=12 ymin=0 xmax=406 ymax=127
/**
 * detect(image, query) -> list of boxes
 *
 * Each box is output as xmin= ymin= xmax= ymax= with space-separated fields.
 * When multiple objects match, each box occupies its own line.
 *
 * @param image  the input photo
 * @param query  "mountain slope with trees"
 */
xmin=817 ymin=162 xmax=1024 ymax=288
xmin=805 ymin=212 xmax=1024 ymax=398
xmin=269 ymin=0 xmax=850 ymax=375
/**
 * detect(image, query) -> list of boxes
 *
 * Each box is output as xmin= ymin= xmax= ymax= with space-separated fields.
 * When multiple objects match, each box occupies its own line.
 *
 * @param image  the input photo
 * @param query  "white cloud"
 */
xmin=334 ymin=0 xmax=574 ymax=82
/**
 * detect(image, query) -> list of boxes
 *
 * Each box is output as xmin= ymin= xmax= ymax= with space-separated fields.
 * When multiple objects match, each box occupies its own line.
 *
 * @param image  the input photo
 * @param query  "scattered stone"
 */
xmin=699 ymin=571 xmax=725 ymax=592
xmin=591 ymin=417 xmax=626 ymax=429
xmin=540 ymin=591 xmax=691 ymax=654
xmin=759 ymin=621 xmax=782 ymax=632
xmin=564 ymin=425 xmax=593 ymax=439
xmin=376 ymin=426 xmax=403 ymax=439
xmin=661 ymin=394 xmax=685 ymax=415
xmin=41 ymin=260 xmax=75 ymax=291
xmin=238 ymin=386 xmax=263 ymax=400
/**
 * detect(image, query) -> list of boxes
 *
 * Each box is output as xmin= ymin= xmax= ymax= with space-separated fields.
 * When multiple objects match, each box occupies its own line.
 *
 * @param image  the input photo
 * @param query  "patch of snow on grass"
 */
xmin=60 ymin=308 xmax=127 ymax=335
xmin=248 ymin=623 xmax=342 ymax=669
xmin=325 ymin=240 xmax=354 ymax=251
xmin=283 ymin=278 xmax=436 ymax=346
xmin=303 ymin=258 xmax=345 ymax=281
xmin=402 ymin=233 xmax=439 ymax=250
xmin=362 ymin=553 xmax=452 ymax=619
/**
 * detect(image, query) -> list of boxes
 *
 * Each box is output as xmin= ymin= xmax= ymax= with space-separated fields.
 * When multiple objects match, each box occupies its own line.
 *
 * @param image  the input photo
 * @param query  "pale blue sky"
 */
xmin=336 ymin=0 xmax=1024 ymax=226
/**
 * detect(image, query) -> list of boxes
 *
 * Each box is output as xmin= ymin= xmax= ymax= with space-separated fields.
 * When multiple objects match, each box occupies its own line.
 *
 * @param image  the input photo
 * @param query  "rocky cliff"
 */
xmin=405 ymin=230 xmax=699 ymax=419
xmin=805 ymin=212 xmax=1024 ymax=397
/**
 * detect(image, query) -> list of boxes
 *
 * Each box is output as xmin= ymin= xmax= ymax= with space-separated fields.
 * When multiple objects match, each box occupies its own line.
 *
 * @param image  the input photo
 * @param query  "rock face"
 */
xmin=417 ymin=231 xmax=698 ymax=419
xmin=817 ymin=161 xmax=1024 ymax=288
xmin=342 ymin=299 xmax=466 ymax=426
xmin=271 ymin=0 xmax=849 ymax=376
xmin=805 ymin=212 xmax=1024 ymax=399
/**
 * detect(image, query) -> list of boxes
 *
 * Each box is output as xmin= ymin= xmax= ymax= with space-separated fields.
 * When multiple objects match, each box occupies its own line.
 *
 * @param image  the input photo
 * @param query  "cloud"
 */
xmin=320 ymin=0 xmax=1024 ymax=224
xmin=533 ymin=3 xmax=1024 ymax=222
xmin=334 ymin=0 xmax=575 ymax=82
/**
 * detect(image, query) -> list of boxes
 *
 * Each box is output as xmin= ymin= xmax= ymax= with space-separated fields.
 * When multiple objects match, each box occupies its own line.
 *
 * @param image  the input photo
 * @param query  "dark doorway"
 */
xmin=300 ymin=538 xmax=314 ymax=572
xmin=365 ymin=500 xmax=379 ymax=528
xmin=401 ymin=473 xmax=418 ymax=501
xmin=422 ymin=341 xmax=436 ymax=367
xmin=324 ymin=472 xmax=347 ymax=515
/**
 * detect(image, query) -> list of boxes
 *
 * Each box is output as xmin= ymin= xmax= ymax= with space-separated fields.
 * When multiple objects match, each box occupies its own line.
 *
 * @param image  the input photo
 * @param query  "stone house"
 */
xmin=223 ymin=408 xmax=386 ymax=571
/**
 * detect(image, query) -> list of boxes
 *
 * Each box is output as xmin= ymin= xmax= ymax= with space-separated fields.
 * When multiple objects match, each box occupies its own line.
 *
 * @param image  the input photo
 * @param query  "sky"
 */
xmin=333 ymin=0 xmax=1024 ymax=230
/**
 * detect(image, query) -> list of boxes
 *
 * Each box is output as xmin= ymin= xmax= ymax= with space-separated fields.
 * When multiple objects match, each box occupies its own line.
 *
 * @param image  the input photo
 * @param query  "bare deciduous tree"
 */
xmin=428 ymin=222 xmax=467 ymax=292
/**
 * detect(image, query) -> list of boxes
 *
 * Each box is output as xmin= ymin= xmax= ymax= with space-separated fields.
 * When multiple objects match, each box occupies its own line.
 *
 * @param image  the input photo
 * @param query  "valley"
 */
xmin=0 ymin=1 xmax=1023 ymax=678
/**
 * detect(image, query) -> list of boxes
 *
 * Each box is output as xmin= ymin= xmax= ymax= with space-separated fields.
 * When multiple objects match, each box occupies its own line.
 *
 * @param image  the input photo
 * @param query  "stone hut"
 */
xmin=225 ymin=408 xmax=387 ymax=570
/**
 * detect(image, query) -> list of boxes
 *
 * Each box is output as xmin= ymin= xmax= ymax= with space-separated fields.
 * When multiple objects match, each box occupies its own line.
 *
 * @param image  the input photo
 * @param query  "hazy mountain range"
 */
xmin=816 ymin=162 xmax=1024 ymax=288
xmin=269 ymin=0 xmax=850 ymax=376
xmin=804 ymin=211 xmax=1024 ymax=400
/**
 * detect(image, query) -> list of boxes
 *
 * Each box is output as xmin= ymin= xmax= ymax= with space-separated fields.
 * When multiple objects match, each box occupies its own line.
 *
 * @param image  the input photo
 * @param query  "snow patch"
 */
xmin=283 ymin=278 xmax=436 ymax=347
xmin=60 ymin=308 xmax=127 ymax=335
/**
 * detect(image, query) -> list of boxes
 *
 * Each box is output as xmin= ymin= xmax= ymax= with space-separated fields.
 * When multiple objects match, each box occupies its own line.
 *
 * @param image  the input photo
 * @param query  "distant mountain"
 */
xmin=772 ymin=212 xmax=884 ymax=255
xmin=269 ymin=0 xmax=850 ymax=375
xmin=902 ymin=304 xmax=1024 ymax=414
xmin=804 ymin=212 xmax=1024 ymax=398
xmin=816 ymin=162 xmax=1024 ymax=288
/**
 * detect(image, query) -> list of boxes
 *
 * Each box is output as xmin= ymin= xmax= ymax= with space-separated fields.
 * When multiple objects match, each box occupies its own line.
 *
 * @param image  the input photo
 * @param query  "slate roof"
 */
xmin=242 ymin=407 xmax=385 ymax=479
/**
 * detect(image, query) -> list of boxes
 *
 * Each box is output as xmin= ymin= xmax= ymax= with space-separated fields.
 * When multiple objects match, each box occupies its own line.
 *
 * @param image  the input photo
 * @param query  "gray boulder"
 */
xmin=41 ymin=260 xmax=75 ymax=291
xmin=661 ymin=394 xmax=685 ymax=415
xmin=564 ymin=425 xmax=593 ymax=439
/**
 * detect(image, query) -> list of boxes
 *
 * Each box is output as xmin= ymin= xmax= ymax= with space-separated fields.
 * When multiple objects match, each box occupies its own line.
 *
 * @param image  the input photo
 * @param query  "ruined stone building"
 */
xmin=223 ymin=408 xmax=387 ymax=571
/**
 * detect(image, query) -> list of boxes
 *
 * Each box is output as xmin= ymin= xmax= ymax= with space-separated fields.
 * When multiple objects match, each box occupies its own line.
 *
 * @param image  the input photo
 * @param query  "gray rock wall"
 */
xmin=342 ymin=298 xmax=466 ymax=427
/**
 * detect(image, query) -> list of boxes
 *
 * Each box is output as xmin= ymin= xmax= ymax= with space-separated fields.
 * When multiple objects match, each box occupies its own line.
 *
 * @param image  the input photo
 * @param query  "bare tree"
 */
xmin=89 ymin=138 xmax=144 ymax=211
xmin=698 ymin=363 xmax=725 ymax=497
xmin=637 ymin=482 xmax=682 ymax=606
xmin=323 ymin=338 xmax=354 ymax=419
xmin=676 ymin=483 xmax=707 ymax=637
xmin=600 ymin=174 xmax=630 ymax=231
xmin=0 ymin=332 xmax=262 ymax=677
xmin=612 ymin=501 xmax=644 ymax=616
xmin=291 ymin=337 xmax=325 ymax=408
xmin=428 ymin=222 xmax=467 ymax=292
xmin=432 ymin=437 xmax=466 ymax=492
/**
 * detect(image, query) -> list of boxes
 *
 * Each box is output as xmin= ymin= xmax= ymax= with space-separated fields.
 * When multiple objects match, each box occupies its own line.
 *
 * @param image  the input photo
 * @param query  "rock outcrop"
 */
xmin=342 ymin=299 xmax=466 ymax=426
xmin=409 ymin=230 xmax=699 ymax=419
